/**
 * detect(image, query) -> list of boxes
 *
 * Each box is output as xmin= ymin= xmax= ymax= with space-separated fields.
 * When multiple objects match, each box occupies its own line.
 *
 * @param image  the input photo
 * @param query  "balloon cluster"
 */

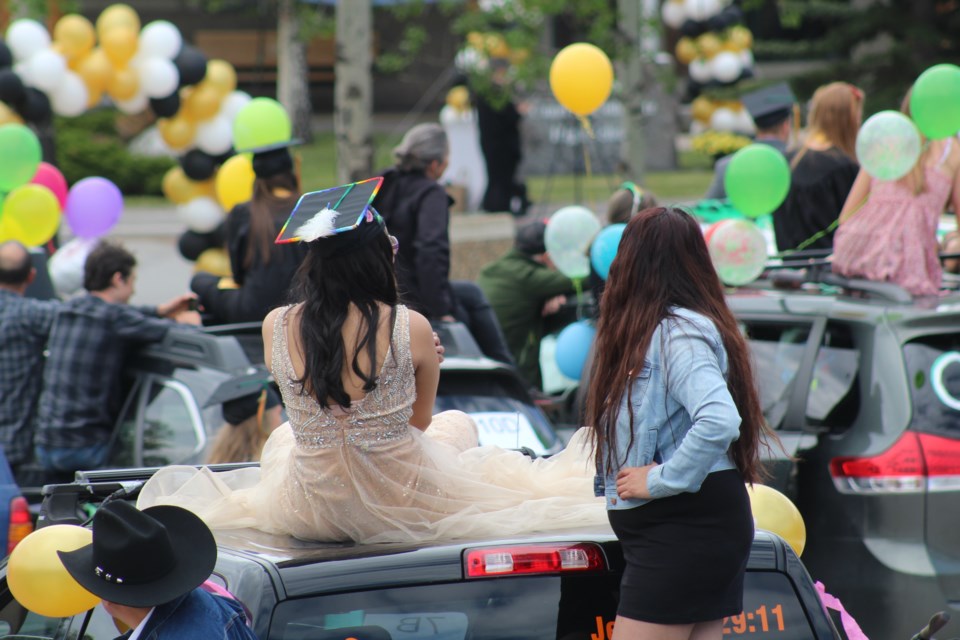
xmin=455 ymin=31 xmax=529 ymax=75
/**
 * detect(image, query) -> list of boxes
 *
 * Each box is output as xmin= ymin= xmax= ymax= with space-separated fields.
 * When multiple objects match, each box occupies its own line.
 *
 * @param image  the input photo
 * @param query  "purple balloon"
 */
xmin=65 ymin=177 xmax=123 ymax=239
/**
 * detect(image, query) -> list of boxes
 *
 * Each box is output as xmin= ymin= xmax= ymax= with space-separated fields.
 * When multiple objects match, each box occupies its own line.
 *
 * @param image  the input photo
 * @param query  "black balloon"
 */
xmin=174 ymin=45 xmax=208 ymax=87
xmin=0 ymin=69 xmax=25 ymax=107
xmin=18 ymin=88 xmax=51 ymax=124
xmin=705 ymin=15 xmax=726 ymax=32
xmin=180 ymin=149 xmax=218 ymax=181
xmin=0 ymin=40 xmax=12 ymax=69
xmin=149 ymin=92 xmax=181 ymax=118
xmin=178 ymin=230 xmax=212 ymax=261
xmin=679 ymin=19 xmax=706 ymax=38
xmin=721 ymin=5 xmax=744 ymax=26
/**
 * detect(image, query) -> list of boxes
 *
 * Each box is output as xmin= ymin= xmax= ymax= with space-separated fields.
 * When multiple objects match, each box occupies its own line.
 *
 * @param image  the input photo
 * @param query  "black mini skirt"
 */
xmin=607 ymin=469 xmax=753 ymax=624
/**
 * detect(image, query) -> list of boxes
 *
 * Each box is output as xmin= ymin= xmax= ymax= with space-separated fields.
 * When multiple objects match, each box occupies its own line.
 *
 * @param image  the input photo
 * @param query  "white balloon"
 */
xmin=49 ymin=237 xmax=98 ymax=298
xmin=178 ymin=197 xmax=224 ymax=233
xmin=50 ymin=71 xmax=88 ymax=117
xmin=25 ymin=49 xmax=66 ymax=92
xmin=733 ymin=108 xmax=757 ymax=136
xmin=710 ymin=107 xmax=739 ymax=132
xmin=688 ymin=59 xmax=711 ymax=84
xmin=6 ymin=20 xmax=50 ymax=61
xmin=689 ymin=120 xmax=708 ymax=136
xmin=661 ymin=1 xmax=686 ymax=29
xmin=685 ymin=0 xmax=722 ymax=21
xmin=115 ymin=92 xmax=149 ymax=115
xmin=139 ymin=57 xmax=179 ymax=99
xmin=710 ymin=51 xmax=742 ymax=83
xmin=219 ymin=90 xmax=252 ymax=122
xmin=139 ymin=21 xmax=183 ymax=60
xmin=740 ymin=50 xmax=755 ymax=69
xmin=195 ymin=117 xmax=233 ymax=156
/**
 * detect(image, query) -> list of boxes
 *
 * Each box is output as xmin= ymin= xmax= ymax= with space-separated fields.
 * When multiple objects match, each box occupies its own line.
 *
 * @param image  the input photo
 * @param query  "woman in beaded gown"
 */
xmin=138 ymin=180 xmax=605 ymax=543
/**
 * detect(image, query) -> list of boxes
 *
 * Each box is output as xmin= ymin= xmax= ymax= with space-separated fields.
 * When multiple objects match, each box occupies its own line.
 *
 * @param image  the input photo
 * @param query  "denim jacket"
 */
xmin=596 ymin=308 xmax=741 ymax=510
xmin=117 ymin=588 xmax=257 ymax=640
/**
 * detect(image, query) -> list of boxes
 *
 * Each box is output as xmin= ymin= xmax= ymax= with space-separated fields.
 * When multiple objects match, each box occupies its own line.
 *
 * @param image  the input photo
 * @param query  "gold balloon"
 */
xmin=96 ymin=3 xmax=140 ymax=40
xmin=721 ymin=39 xmax=742 ymax=54
xmin=0 ymin=101 xmax=24 ymax=126
xmin=7 ymin=525 xmax=101 ymax=617
xmin=691 ymin=96 xmax=716 ymax=123
xmin=189 ymin=178 xmax=217 ymax=201
xmin=195 ymin=248 xmax=232 ymax=277
xmin=107 ymin=65 xmax=139 ymax=101
xmin=204 ymin=60 xmax=237 ymax=96
xmin=484 ymin=33 xmax=510 ymax=59
xmin=747 ymin=484 xmax=806 ymax=557
xmin=183 ymin=85 xmax=222 ymax=122
xmin=162 ymin=167 xmax=193 ymax=204
xmin=697 ymin=33 xmax=722 ymax=59
xmin=158 ymin=117 xmax=196 ymax=150
xmin=215 ymin=154 xmax=255 ymax=211
xmin=102 ymin=27 xmax=138 ymax=67
xmin=728 ymin=26 xmax=753 ymax=51
xmin=675 ymin=37 xmax=698 ymax=65
xmin=466 ymin=31 xmax=484 ymax=50
xmin=54 ymin=14 xmax=96 ymax=61
xmin=445 ymin=86 xmax=470 ymax=112
xmin=76 ymin=48 xmax=113 ymax=93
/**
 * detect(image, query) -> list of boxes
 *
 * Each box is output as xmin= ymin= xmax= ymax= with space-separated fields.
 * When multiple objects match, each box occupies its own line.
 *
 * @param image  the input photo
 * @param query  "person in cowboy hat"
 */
xmin=58 ymin=501 xmax=258 ymax=640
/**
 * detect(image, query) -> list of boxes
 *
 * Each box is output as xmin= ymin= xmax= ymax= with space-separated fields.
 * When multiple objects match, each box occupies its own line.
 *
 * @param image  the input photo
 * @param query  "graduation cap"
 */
xmin=240 ymin=139 xmax=304 ymax=179
xmin=275 ymin=177 xmax=386 ymax=256
xmin=741 ymin=83 xmax=796 ymax=130
xmin=203 ymin=366 xmax=281 ymax=426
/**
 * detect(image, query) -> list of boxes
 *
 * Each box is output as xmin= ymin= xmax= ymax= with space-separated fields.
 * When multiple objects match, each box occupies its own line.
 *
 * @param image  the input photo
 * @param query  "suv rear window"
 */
xmin=903 ymin=336 xmax=960 ymax=437
xmin=269 ymin=572 xmax=816 ymax=640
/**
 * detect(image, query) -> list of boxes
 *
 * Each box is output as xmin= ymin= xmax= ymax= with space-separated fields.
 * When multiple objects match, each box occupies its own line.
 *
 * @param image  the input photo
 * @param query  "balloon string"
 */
xmin=774 ymin=189 xmax=868 ymax=258
xmin=574 ymin=277 xmax=584 ymax=321
xmin=577 ymin=115 xmax=594 ymax=178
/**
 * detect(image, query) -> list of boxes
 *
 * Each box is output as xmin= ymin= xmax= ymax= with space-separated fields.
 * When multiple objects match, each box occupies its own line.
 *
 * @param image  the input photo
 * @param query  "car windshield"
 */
xmin=268 ymin=572 xmax=816 ymax=640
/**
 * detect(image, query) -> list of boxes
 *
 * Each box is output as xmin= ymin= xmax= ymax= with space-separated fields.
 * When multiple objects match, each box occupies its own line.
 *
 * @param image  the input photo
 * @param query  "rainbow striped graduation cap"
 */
xmin=275 ymin=176 xmax=384 ymax=244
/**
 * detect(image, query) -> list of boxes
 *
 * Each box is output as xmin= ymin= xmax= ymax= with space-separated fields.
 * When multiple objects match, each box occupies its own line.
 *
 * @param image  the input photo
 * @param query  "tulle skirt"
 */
xmin=137 ymin=411 xmax=609 ymax=544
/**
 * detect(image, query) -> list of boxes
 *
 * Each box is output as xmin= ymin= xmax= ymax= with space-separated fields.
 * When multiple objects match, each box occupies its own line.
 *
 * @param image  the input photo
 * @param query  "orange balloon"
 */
xmin=107 ymin=65 xmax=139 ymax=101
xmin=204 ymin=60 xmax=237 ymax=95
xmin=102 ymin=27 xmax=138 ymax=67
xmin=158 ymin=117 xmax=196 ymax=150
xmin=54 ymin=14 xmax=96 ymax=60
xmin=183 ymin=85 xmax=222 ymax=122
xmin=96 ymin=3 xmax=140 ymax=39
xmin=76 ymin=48 xmax=113 ymax=93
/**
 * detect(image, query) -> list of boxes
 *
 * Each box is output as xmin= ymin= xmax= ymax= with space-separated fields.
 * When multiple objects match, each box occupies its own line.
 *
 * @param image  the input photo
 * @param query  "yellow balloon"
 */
xmin=7 ymin=525 xmax=100 ymax=617
xmin=675 ymin=37 xmax=698 ymax=65
xmin=691 ymin=96 xmax=716 ymax=123
xmin=76 ymin=48 xmax=113 ymax=94
xmin=747 ymin=484 xmax=806 ymax=557
xmin=107 ymin=65 xmax=139 ymax=101
xmin=195 ymin=248 xmax=232 ymax=277
xmin=445 ymin=86 xmax=470 ymax=112
xmin=54 ymin=14 xmax=96 ymax=61
xmin=204 ymin=59 xmax=237 ymax=96
xmin=0 ymin=185 xmax=62 ymax=248
xmin=215 ymin=154 xmax=255 ymax=211
xmin=158 ymin=117 xmax=196 ymax=150
xmin=183 ymin=85 xmax=222 ymax=123
xmin=190 ymin=178 xmax=217 ymax=201
xmin=549 ymin=43 xmax=614 ymax=117
xmin=483 ymin=33 xmax=510 ymax=59
xmin=466 ymin=31 xmax=485 ymax=50
xmin=96 ymin=3 xmax=140 ymax=40
xmin=162 ymin=167 xmax=193 ymax=204
xmin=697 ymin=33 xmax=722 ymax=59
xmin=728 ymin=26 xmax=753 ymax=51
xmin=102 ymin=26 xmax=138 ymax=67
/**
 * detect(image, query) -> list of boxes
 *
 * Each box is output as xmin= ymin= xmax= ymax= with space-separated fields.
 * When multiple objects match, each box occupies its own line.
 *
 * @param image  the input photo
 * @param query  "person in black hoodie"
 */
xmin=374 ymin=123 xmax=513 ymax=364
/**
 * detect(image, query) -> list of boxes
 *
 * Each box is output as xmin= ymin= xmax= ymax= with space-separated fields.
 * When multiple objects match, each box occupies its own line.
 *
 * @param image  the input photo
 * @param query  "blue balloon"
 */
xmin=555 ymin=320 xmax=597 ymax=380
xmin=590 ymin=223 xmax=626 ymax=280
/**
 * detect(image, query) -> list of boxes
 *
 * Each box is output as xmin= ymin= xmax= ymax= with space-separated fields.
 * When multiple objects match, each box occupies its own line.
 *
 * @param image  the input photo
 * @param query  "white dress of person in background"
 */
xmin=440 ymin=94 xmax=487 ymax=213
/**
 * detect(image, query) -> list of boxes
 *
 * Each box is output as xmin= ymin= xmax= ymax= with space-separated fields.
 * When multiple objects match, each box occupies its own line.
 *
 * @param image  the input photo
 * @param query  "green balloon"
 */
xmin=910 ymin=64 xmax=960 ymax=140
xmin=232 ymin=97 xmax=293 ymax=151
xmin=0 ymin=124 xmax=41 ymax=193
xmin=724 ymin=144 xmax=791 ymax=218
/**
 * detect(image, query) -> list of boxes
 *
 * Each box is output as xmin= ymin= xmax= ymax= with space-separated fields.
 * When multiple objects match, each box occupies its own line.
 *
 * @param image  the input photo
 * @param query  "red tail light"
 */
xmin=830 ymin=431 xmax=960 ymax=494
xmin=464 ymin=543 xmax=606 ymax=578
xmin=8 ymin=496 xmax=33 ymax=554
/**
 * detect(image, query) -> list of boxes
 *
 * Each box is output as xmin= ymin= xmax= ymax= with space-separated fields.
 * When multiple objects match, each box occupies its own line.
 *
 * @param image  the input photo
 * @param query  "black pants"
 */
xmin=450 ymin=281 xmax=515 ymax=366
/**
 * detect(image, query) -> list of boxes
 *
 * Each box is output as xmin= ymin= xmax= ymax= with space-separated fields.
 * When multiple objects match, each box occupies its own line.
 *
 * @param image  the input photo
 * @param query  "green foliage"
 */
xmin=54 ymin=111 xmax=176 ymax=197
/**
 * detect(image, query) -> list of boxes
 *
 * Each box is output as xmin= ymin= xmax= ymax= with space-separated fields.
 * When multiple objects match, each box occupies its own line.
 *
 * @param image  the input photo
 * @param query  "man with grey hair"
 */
xmin=0 ymin=241 xmax=59 ymax=480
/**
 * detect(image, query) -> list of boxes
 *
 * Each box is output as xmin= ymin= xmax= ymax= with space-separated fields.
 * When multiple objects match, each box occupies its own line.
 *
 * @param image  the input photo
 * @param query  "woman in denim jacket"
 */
xmin=586 ymin=207 xmax=770 ymax=640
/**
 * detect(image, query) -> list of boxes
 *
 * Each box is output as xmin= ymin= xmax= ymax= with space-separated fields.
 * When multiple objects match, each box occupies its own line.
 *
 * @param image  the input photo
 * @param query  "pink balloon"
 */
xmin=30 ymin=162 xmax=68 ymax=209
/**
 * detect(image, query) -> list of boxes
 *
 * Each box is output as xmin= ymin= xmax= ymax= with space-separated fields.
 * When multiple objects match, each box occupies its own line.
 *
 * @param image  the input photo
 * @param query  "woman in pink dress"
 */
xmin=833 ymin=92 xmax=960 ymax=296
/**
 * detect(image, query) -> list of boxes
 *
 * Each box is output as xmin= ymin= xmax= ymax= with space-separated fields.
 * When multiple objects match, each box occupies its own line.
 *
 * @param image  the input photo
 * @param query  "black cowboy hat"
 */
xmin=58 ymin=501 xmax=216 ymax=608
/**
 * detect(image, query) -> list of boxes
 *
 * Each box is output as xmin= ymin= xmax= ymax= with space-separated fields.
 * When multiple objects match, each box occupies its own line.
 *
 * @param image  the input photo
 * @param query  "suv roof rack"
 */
xmin=762 ymin=260 xmax=914 ymax=304
xmin=138 ymin=328 xmax=253 ymax=372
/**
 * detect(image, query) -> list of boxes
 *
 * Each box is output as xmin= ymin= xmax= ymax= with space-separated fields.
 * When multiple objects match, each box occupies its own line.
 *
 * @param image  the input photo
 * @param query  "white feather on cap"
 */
xmin=294 ymin=208 xmax=338 ymax=242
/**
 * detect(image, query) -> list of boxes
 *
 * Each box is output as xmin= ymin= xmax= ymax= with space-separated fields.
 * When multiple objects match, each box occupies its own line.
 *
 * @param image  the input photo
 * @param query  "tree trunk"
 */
xmin=617 ymin=0 xmax=646 ymax=181
xmin=277 ymin=0 xmax=313 ymax=142
xmin=334 ymin=0 xmax=374 ymax=183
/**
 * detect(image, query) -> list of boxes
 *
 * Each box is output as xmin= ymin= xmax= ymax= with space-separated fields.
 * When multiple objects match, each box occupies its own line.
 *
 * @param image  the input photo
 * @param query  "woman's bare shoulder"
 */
xmin=406 ymin=309 xmax=434 ymax=340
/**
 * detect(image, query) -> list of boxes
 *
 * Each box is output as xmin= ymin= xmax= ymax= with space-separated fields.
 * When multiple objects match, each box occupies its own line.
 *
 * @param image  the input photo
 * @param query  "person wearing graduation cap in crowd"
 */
xmin=137 ymin=177 xmax=606 ymax=544
xmin=190 ymin=140 xmax=308 ymax=325
xmin=205 ymin=368 xmax=283 ymax=464
xmin=704 ymin=82 xmax=796 ymax=201
xmin=58 ymin=501 xmax=258 ymax=640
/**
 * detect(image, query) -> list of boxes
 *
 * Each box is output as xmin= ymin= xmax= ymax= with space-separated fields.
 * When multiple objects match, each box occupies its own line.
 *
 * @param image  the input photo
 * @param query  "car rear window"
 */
xmin=903 ymin=337 xmax=960 ymax=437
xmin=268 ymin=571 xmax=817 ymax=640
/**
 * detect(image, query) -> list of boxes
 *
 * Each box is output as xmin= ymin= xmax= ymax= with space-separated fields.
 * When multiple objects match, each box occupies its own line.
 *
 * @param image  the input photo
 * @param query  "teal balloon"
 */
xmin=544 ymin=205 xmax=601 ymax=279
xmin=723 ymin=144 xmax=791 ymax=218
xmin=0 ymin=124 xmax=41 ymax=192
xmin=590 ymin=223 xmax=626 ymax=280
xmin=232 ymin=97 xmax=292 ymax=151
xmin=555 ymin=320 xmax=595 ymax=380
xmin=856 ymin=110 xmax=921 ymax=181
xmin=910 ymin=64 xmax=960 ymax=140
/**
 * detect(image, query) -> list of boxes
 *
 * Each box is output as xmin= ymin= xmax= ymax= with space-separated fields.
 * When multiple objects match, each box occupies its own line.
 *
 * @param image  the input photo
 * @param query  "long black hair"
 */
xmin=291 ymin=231 xmax=398 ymax=408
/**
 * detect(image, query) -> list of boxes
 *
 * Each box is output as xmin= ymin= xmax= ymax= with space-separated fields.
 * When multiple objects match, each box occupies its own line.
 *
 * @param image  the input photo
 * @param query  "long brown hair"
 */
xmin=899 ymin=88 xmax=936 ymax=196
xmin=245 ymin=172 xmax=300 ymax=270
xmin=206 ymin=405 xmax=282 ymax=464
xmin=585 ymin=207 xmax=769 ymax=483
xmin=791 ymin=82 xmax=864 ymax=168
